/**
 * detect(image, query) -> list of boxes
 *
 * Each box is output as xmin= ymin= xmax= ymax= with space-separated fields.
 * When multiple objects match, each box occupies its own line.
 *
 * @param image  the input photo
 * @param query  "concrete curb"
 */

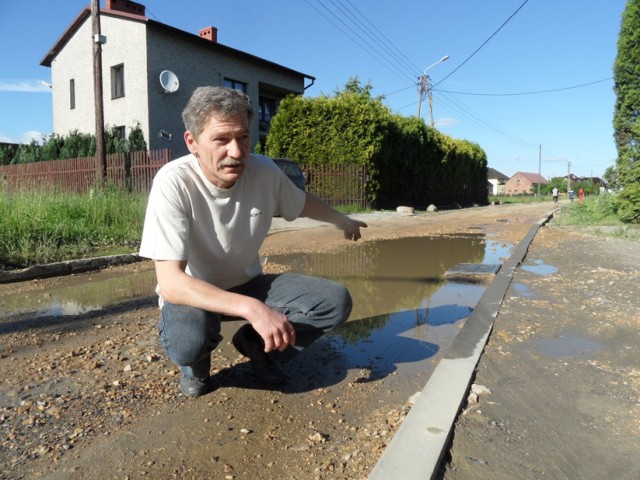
xmin=0 ymin=254 xmax=145 ymax=284
xmin=368 ymin=210 xmax=555 ymax=480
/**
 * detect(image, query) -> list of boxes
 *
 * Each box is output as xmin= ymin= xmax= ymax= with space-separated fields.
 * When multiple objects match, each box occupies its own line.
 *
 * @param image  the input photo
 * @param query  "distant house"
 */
xmin=551 ymin=175 xmax=607 ymax=189
xmin=487 ymin=167 xmax=509 ymax=195
xmin=504 ymin=172 xmax=548 ymax=195
xmin=40 ymin=0 xmax=315 ymax=157
xmin=579 ymin=176 xmax=606 ymax=187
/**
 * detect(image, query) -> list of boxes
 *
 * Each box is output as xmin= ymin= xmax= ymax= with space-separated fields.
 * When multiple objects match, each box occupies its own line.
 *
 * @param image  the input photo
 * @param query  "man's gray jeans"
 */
xmin=158 ymin=273 xmax=353 ymax=380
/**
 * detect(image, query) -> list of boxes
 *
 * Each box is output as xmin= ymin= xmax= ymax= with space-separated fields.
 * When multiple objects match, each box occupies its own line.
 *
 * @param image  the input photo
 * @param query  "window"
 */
xmin=115 ymin=126 xmax=126 ymax=140
xmin=69 ymin=79 xmax=75 ymax=109
xmin=259 ymin=97 xmax=276 ymax=122
xmin=258 ymin=96 xmax=277 ymax=134
xmin=223 ymin=78 xmax=247 ymax=93
xmin=111 ymin=64 xmax=125 ymax=99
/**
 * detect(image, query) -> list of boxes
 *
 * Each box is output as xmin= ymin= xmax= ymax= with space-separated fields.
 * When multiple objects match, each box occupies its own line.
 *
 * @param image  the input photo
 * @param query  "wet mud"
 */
xmin=1 ymin=203 xmax=567 ymax=479
xmin=443 ymin=226 xmax=640 ymax=479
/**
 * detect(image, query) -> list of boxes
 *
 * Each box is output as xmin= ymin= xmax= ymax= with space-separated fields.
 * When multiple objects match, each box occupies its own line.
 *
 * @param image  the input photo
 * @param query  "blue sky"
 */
xmin=0 ymin=0 xmax=627 ymax=179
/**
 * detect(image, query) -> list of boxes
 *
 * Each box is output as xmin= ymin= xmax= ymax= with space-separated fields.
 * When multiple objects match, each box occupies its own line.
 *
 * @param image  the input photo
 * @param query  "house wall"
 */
xmin=49 ymin=13 xmax=308 ymax=158
xmin=50 ymin=15 xmax=149 ymax=143
xmin=50 ymin=20 xmax=95 ymax=137
xmin=145 ymin=30 xmax=306 ymax=157
xmin=489 ymin=181 xmax=506 ymax=196
xmin=101 ymin=15 xmax=149 ymax=138
xmin=504 ymin=173 xmax=533 ymax=194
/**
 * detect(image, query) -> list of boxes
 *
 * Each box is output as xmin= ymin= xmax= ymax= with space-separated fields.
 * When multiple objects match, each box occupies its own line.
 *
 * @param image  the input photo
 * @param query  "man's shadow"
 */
xmin=214 ymin=303 xmax=471 ymax=393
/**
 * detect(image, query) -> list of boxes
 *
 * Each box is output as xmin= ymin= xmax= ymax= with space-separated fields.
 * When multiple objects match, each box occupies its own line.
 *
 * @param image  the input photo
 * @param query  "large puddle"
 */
xmin=265 ymin=235 xmax=510 ymax=388
xmin=0 ymin=235 xmax=512 ymax=388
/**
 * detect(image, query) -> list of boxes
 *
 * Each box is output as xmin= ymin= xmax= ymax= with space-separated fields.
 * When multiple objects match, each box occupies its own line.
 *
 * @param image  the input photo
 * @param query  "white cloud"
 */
xmin=0 ymin=80 xmax=51 ymax=93
xmin=0 ymin=131 xmax=45 ymax=144
xmin=21 ymin=131 xmax=46 ymax=143
xmin=435 ymin=117 xmax=457 ymax=128
xmin=543 ymin=154 xmax=569 ymax=163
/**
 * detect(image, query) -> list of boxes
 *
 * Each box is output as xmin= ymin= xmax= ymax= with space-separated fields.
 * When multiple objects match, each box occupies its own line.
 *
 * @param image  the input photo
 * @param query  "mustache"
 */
xmin=217 ymin=157 xmax=245 ymax=168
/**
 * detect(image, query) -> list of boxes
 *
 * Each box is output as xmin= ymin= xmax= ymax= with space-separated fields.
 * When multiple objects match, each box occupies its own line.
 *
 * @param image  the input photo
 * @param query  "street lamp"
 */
xmin=417 ymin=55 xmax=450 ymax=126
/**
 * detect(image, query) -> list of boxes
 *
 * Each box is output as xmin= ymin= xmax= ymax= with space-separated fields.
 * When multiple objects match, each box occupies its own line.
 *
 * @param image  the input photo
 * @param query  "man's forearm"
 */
xmin=300 ymin=193 xmax=367 ymax=241
xmin=300 ymin=192 xmax=350 ymax=226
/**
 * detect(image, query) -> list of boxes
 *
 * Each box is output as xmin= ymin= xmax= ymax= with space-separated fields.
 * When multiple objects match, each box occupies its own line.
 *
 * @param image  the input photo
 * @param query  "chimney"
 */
xmin=106 ymin=0 xmax=146 ymax=16
xmin=199 ymin=26 xmax=218 ymax=43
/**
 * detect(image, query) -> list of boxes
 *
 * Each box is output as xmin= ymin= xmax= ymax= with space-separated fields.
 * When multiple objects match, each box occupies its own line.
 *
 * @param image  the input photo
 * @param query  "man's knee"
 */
xmin=159 ymin=303 xmax=221 ymax=366
xmin=329 ymin=283 xmax=353 ymax=328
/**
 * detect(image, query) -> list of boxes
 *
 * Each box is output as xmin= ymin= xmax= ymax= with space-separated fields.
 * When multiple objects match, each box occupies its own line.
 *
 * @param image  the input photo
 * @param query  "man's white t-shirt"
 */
xmin=139 ymin=153 xmax=306 ymax=291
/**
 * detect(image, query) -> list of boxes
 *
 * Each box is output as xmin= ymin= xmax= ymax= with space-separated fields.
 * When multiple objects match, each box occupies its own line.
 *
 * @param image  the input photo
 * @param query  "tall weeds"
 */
xmin=0 ymin=188 xmax=147 ymax=268
xmin=556 ymin=195 xmax=620 ymax=225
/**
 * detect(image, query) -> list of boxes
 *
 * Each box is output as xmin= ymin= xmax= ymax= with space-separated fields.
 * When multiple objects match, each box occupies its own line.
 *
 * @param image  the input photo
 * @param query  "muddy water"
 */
xmin=0 ymin=265 xmax=157 ymax=318
xmin=0 ymin=235 xmax=511 ymax=385
xmin=264 ymin=235 xmax=511 ymax=389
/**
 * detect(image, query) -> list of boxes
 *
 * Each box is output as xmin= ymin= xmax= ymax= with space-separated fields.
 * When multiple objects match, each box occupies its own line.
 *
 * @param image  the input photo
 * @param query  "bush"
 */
xmin=267 ymin=78 xmax=487 ymax=209
xmin=3 ymin=123 xmax=148 ymax=164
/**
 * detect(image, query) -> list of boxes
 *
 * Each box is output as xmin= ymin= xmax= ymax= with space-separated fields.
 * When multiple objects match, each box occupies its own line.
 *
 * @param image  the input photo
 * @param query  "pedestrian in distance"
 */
xmin=552 ymin=187 xmax=559 ymax=204
xmin=139 ymin=86 xmax=368 ymax=397
xmin=579 ymin=187 xmax=584 ymax=203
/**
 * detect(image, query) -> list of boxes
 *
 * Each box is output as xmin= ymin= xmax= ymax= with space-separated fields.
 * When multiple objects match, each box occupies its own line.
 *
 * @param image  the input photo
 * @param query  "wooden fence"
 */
xmin=129 ymin=149 xmax=173 ymax=193
xmin=0 ymin=152 xmax=370 ymax=208
xmin=302 ymin=163 xmax=369 ymax=208
xmin=0 ymin=149 xmax=172 ymax=193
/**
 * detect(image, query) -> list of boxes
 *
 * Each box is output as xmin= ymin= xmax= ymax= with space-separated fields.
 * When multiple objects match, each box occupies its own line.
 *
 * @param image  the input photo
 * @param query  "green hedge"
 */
xmin=266 ymin=81 xmax=487 ymax=209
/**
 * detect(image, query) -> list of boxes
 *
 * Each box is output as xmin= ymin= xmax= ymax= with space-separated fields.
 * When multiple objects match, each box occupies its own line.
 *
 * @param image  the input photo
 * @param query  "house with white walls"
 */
xmin=40 ymin=0 xmax=315 ymax=157
xmin=487 ymin=167 xmax=509 ymax=195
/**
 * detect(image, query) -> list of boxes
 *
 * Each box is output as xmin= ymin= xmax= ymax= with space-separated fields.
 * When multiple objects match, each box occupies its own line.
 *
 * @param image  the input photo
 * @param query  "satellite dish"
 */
xmin=159 ymin=70 xmax=179 ymax=93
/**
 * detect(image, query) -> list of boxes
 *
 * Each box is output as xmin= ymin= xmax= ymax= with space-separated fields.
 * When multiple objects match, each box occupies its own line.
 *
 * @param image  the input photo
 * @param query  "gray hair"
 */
xmin=182 ymin=86 xmax=254 ymax=139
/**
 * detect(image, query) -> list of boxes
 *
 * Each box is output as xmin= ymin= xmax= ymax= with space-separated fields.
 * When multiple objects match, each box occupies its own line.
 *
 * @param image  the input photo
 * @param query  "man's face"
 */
xmin=184 ymin=113 xmax=251 ymax=189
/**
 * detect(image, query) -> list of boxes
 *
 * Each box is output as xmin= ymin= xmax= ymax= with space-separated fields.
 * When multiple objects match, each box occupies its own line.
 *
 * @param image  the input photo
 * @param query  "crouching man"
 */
xmin=139 ymin=86 xmax=367 ymax=397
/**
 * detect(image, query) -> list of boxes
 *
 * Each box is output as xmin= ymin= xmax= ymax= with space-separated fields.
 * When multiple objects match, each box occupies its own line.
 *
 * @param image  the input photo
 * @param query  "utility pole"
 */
xmin=537 ymin=144 xmax=541 ymax=197
xmin=416 ymin=74 xmax=435 ymax=127
xmin=567 ymin=161 xmax=572 ymax=192
xmin=416 ymin=75 xmax=426 ymax=118
xmin=417 ymin=55 xmax=449 ymax=124
xmin=92 ymin=0 xmax=107 ymax=188
xmin=425 ymin=76 xmax=434 ymax=127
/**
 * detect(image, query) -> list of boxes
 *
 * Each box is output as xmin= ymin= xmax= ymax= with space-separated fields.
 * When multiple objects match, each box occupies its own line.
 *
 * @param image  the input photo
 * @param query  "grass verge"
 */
xmin=554 ymin=195 xmax=640 ymax=241
xmin=0 ymin=188 xmax=147 ymax=269
xmin=0 ymin=191 xmax=633 ymax=269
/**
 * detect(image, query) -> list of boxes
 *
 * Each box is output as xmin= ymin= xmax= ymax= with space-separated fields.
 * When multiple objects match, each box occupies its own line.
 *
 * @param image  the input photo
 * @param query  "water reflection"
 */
xmin=1 ymin=235 xmax=506 ymax=346
xmin=521 ymin=259 xmax=558 ymax=275
xmin=483 ymin=239 xmax=512 ymax=264
xmin=266 ymin=235 xmax=497 ymax=380
xmin=269 ymin=235 xmax=491 ymax=321
xmin=0 ymin=265 xmax=157 ymax=318
xmin=512 ymin=282 xmax=535 ymax=298
xmin=324 ymin=280 xmax=486 ymax=381
xmin=533 ymin=335 xmax=603 ymax=358
xmin=0 ymin=234 xmax=510 ymax=386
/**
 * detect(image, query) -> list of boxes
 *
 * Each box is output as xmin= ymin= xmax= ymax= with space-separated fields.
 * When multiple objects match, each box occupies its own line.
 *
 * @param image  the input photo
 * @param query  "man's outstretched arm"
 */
xmin=300 ymin=192 xmax=368 ymax=241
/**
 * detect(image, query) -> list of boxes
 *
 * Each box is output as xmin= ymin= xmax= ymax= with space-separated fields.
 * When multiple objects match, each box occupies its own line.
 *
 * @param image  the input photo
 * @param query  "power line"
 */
xmin=432 ymin=0 xmax=530 ymax=88
xmin=305 ymin=0 xmax=419 ymax=85
xmin=305 ymin=0 xmax=540 ymax=152
xmin=436 ymin=90 xmax=538 ymax=148
xmin=434 ymin=77 xmax=613 ymax=97
xmin=324 ymin=0 xmax=418 ymax=79
xmin=339 ymin=0 xmax=422 ymax=74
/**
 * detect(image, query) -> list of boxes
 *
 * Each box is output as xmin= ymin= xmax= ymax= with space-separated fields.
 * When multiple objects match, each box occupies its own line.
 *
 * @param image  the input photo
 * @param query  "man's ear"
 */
xmin=184 ymin=130 xmax=198 ymax=155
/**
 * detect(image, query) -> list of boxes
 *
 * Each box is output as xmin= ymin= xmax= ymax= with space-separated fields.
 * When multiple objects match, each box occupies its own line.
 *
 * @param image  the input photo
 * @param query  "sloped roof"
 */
xmin=511 ymin=171 xmax=549 ymax=184
xmin=40 ymin=7 xmax=315 ymax=84
xmin=487 ymin=167 xmax=509 ymax=181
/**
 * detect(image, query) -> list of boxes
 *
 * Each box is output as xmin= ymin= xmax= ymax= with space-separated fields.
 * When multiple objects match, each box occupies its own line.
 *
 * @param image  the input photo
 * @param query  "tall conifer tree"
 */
xmin=613 ymin=0 xmax=640 ymax=222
